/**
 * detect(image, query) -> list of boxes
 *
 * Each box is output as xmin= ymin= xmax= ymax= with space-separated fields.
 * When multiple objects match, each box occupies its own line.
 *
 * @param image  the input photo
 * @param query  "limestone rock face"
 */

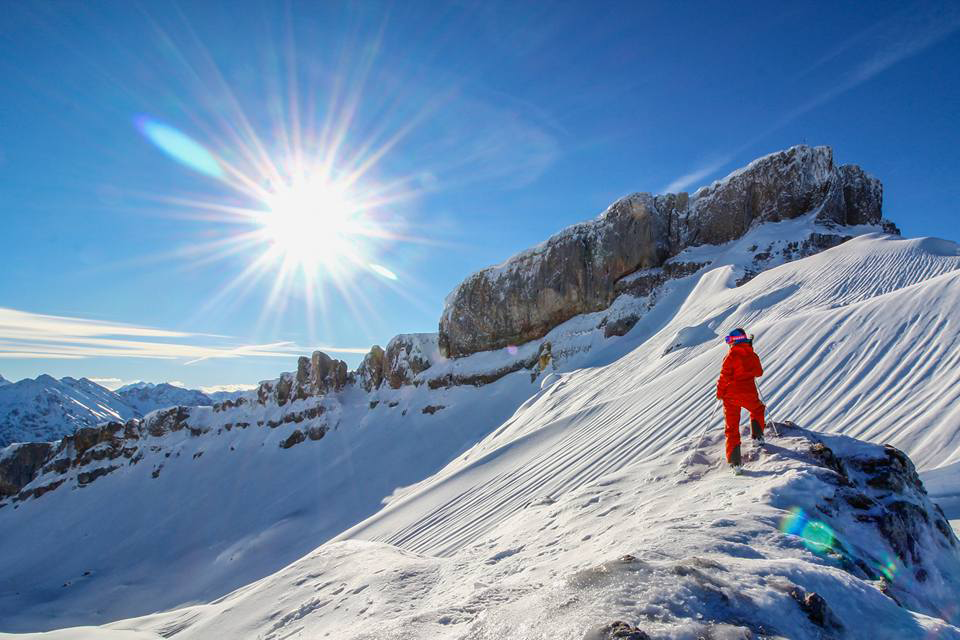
xmin=439 ymin=196 xmax=667 ymax=358
xmin=257 ymin=350 xmax=350 ymax=404
xmin=0 ymin=443 xmax=54 ymax=498
xmin=358 ymin=345 xmax=386 ymax=391
xmin=384 ymin=334 xmax=437 ymax=389
xmin=440 ymin=145 xmax=893 ymax=357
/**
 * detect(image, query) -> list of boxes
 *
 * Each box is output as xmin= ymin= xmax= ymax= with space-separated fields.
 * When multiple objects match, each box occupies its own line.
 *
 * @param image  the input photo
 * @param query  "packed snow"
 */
xmin=2 ymin=227 xmax=959 ymax=638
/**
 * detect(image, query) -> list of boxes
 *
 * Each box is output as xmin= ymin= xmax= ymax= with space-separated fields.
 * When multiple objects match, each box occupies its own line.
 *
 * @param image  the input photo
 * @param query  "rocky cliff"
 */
xmin=439 ymin=145 xmax=897 ymax=357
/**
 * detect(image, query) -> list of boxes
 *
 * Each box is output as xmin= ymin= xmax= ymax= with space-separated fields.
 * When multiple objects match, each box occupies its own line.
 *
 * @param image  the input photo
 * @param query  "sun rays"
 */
xmin=129 ymin=36 xmax=431 ymax=342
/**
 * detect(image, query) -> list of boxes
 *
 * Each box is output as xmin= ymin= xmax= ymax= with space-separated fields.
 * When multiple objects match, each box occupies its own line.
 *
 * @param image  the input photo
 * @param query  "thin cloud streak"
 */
xmin=199 ymin=383 xmax=258 ymax=394
xmin=0 ymin=307 xmax=368 ymax=364
xmin=663 ymin=3 xmax=960 ymax=198
xmin=748 ymin=10 xmax=960 ymax=148
xmin=662 ymin=156 xmax=733 ymax=193
xmin=88 ymin=377 xmax=125 ymax=390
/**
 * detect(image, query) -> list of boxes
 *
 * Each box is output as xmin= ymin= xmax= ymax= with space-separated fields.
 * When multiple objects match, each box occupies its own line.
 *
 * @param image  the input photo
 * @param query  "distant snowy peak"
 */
xmin=0 ymin=378 xmax=225 ymax=447
xmin=0 ymin=374 xmax=9 ymax=387
xmin=115 ymin=382 xmax=212 ymax=415
xmin=206 ymin=388 xmax=254 ymax=404
xmin=115 ymin=381 xmax=155 ymax=393
xmin=0 ymin=375 xmax=136 ymax=447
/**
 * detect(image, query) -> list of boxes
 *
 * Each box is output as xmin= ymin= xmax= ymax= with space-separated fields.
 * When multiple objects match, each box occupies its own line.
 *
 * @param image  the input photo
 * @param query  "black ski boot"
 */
xmin=729 ymin=445 xmax=742 ymax=474
xmin=751 ymin=419 xmax=765 ymax=446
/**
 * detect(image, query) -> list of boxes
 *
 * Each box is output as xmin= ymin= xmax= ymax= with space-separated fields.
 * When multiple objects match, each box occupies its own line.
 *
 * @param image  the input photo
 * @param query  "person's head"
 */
xmin=725 ymin=328 xmax=751 ymax=347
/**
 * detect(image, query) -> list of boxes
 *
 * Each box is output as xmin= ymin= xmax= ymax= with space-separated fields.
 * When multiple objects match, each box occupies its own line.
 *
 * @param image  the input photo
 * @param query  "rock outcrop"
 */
xmin=258 ymin=350 xmax=350 ymax=406
xmin=384 ymin=334 xmax=437 ymax=389
xmin=439 ymin=145 xmax=896 ymax=357
xmin=0 ymin=442 xmax=54 ymax=499
xmin=358 ymin=345 xmax=386 ymax=391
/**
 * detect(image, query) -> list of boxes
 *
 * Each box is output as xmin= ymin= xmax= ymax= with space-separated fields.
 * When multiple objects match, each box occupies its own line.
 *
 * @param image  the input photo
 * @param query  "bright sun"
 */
xmin=260 ymin=179 xmax=364 ymax=274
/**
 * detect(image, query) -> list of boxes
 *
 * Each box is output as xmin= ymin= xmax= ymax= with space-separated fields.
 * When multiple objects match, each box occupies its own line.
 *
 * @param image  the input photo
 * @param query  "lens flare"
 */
xmin=135 ymin=116 xmax=224 ymax=178
xmin=779 ymin=507 xmax=835 ymax=553
xmin=877 ymin=555 xmax=898 ymax=581
xmin=368 ymin=263 xmax=398 ymax=280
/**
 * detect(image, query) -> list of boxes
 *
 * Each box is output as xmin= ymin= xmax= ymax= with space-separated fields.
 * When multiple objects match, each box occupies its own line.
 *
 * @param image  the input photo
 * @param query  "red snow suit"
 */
xmin=716 ymin=342 xmax=765 ymax=462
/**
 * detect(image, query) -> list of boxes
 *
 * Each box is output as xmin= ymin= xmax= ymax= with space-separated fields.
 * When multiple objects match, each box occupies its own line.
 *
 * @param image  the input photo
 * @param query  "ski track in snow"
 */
xmin=2 ymin=229 xmax=960 ymax=638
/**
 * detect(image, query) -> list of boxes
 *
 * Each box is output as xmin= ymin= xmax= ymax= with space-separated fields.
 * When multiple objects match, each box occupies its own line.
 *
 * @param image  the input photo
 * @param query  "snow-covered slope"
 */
xmin=0 ymin=376 xmax=137 ymax=447
xmin=115 ymin=382 xmax=212 ymax=415
xmin=0 ymin=374 xmax=10 ymax=387
xmin=1 ymin=230 xmax=959 ymax=637
xmin=55 ymin=427 xmax=960 ymax=640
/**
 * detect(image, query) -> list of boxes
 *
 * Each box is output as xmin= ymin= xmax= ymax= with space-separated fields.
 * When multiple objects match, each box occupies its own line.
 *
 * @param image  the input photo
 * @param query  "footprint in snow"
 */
xmin=485 ymin=546 xmax=523 ymax=564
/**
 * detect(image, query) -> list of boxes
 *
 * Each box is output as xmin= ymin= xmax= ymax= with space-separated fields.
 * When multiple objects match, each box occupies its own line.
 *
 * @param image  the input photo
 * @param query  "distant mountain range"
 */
xmin=0 ymin=376 xmax=250 ymax=446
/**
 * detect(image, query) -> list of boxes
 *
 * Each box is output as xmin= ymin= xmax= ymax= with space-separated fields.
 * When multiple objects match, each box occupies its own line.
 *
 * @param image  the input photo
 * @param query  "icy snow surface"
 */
xmin=2 ymin=228 xmax=960 ymax=638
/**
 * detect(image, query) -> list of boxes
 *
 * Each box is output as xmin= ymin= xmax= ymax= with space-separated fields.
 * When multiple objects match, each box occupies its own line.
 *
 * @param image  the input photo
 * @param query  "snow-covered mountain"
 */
xmin=205 ymin=388 xmax=254 ymax=404
xmin=0 ymin=375 xmax=138 ymax=447
xmin=0 ymin=378 xmax=243 ymax=448
xmin=1 ymin=146 xmax=959 ymax=638
xmin=0 ymin=374 xmax=10 ymax=387
xmin=114 ymin=382 xmax=213 ymax=416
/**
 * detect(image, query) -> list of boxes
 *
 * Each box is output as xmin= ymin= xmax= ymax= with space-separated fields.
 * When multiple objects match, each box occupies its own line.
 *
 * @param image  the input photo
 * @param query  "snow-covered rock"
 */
xmin=115 ymin=382 xmax=212 ymax=415
xmin=439 ymin=145 xmax=897 ymax=358
xmin=384 ymin=333 xmax=439 ymax=388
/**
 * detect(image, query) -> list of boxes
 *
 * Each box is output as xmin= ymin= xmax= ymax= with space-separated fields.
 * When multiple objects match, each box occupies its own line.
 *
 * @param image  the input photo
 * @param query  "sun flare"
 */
xmin=259 ymin=179 xmax=364 ymax=273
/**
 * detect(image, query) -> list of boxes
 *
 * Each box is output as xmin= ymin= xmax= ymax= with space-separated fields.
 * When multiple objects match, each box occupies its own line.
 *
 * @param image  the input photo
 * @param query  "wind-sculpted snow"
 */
xmin=20 ymin=427 xmax=958 ymax=639
xmin=3 ymin=230 xmax=960 ymax=635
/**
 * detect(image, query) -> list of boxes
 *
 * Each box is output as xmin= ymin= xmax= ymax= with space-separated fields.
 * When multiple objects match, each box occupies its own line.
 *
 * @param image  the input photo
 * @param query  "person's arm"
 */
xmin=717 ymin=352 xmax=734 ymax=398
xmin=750 ymin=351 xmax=764 ymax=378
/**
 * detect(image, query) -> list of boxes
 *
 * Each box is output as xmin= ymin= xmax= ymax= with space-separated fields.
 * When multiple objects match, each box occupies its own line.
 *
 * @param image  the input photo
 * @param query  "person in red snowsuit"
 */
xmin=716 ymin=328 xmax=765 ymax=468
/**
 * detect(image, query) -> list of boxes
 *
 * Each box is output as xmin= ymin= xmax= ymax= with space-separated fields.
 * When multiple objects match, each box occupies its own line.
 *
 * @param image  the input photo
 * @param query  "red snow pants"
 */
xmin=723 ymin=395 xmax=765 ymax=462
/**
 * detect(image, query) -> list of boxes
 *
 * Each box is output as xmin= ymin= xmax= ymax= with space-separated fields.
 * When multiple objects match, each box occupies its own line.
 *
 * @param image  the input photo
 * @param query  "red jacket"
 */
xmin=717 ymin=343 xmax=763 ymax=401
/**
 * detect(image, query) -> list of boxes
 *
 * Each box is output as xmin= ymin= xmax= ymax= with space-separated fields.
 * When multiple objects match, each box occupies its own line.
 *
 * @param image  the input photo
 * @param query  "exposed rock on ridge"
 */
xmin=439 ymin=145 xmax=897 ymax=357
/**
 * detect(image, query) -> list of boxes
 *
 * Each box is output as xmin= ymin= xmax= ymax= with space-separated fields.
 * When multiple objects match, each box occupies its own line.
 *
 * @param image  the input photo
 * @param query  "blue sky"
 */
xmin=1 ymin=0 xmax=959 ymax=390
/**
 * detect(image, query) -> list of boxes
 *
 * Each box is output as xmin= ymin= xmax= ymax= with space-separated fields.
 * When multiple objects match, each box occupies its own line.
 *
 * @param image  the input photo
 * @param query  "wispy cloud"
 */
xmin=88 ymin=377 xmax=125 ymax=390
xmin=753 ymin=5 xmax=960 ymax=144
xmin=199 ymin=383 xmax=259 ymax=394
xmin=0 ymin=307 xmax=368 ymax=363
xmin=663 ymin=2 xmax=960 ymax=196
xmin=662 ymin=155 xmax=733 ymax=193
